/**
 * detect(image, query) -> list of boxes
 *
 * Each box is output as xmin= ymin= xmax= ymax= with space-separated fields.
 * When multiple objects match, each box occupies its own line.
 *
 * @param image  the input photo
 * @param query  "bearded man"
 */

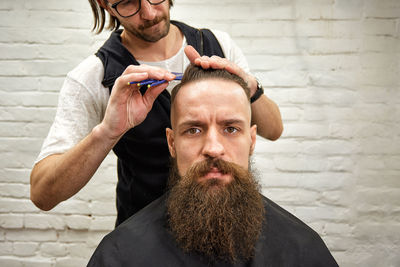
xmin=87 ymin=65 xmax=338 ymax=266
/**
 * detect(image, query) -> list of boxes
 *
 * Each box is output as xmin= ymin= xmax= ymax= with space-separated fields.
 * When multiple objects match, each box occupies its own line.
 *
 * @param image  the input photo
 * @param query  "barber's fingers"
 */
xmin=142 ymin=82 xmax=169 ymax=107
xmin=185 ymin=45 xmax=243 ymax=76
xmin=194 ymin=55 xmax=244 ymax=76
xmin=185 ymin=45 xmax=201 ymax=63
xmin=115 ymin=72 xmax=148 ymax=88
xmin=122 ymin=64 xmax=175 ymax=81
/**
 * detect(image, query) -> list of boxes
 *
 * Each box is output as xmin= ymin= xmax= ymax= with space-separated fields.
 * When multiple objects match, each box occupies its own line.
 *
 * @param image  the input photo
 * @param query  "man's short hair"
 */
xmin=88 ymin=0 xmax=174 ymax=34
xmin=170 ymin=64 xmax=251 ymax=105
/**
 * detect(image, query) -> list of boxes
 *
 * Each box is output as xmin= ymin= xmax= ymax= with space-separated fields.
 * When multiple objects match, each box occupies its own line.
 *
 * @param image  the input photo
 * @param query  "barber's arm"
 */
xmin=30 ymin=65 xmax=175 ymax=210
xmin=185 ymin=46 xmax=283 ymax=140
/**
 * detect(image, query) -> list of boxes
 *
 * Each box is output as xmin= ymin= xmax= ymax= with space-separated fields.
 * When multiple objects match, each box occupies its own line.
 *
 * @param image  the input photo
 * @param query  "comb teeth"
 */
xmin=128 ymin=72 xmax=183 ymax=86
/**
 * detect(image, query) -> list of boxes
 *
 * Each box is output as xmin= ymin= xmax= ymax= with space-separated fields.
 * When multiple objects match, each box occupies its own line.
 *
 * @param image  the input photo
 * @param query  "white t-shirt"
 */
xmin=36 ymin=30 xmax=251 ymax=163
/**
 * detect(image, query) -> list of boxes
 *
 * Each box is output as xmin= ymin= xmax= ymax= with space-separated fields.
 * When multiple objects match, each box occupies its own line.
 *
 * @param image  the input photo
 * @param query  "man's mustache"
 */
xmin=139 ymin=16 xmax=165 ymax=30
xmin=186 ymin=158 xmax=244 ymax=178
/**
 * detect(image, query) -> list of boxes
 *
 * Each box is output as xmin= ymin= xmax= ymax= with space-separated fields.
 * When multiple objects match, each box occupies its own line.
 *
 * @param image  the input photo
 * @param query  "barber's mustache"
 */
xmin=139 ymin=16 xmax=165 ymax=30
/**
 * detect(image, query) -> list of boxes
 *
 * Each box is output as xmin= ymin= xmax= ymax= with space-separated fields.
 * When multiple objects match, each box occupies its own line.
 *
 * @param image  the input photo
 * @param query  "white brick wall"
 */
xmin=0 ymin=0 xmax=398 ymax=266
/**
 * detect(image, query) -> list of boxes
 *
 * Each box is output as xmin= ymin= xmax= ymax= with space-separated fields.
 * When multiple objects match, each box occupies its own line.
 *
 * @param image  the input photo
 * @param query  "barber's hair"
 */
xmin=88 ymin=0 xmax=174 ymax=34
xmin=170 ymin=64 xmax=251 ymax=105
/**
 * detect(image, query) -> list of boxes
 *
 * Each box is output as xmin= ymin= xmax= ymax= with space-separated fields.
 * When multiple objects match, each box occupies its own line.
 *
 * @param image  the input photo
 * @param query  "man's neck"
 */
xmin=121 ymin=24 xmax=183 ymax=62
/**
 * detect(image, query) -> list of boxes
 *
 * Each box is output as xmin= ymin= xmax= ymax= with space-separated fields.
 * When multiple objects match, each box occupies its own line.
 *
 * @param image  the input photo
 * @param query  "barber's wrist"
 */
xmin=250 ymin=79 xmax=264 ymax=104
xmin=93 ymin=122 xmax=122 ymax=146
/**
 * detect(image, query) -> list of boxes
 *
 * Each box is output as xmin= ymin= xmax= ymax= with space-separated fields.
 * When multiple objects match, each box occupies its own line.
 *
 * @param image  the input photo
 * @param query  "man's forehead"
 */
xmin=172 ymin=78 xmax=251 ymax=127
xmin=176 ymin=78 xmax=248 ymax=103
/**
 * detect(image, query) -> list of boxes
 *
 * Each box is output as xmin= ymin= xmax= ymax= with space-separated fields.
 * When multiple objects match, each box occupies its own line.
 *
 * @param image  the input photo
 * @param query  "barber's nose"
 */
xmin=139 ymin=0 xmax=157 ymax=20
xmin=202 ymin=129 xmax=225 ymax=159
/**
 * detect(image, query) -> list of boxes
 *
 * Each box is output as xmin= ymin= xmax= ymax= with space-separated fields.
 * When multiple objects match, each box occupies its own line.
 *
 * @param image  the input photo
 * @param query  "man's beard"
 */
xmin=166 ymin=158 xmax=265 ymax=264
xmin=123 ymin=13 xmax=170 ymax=43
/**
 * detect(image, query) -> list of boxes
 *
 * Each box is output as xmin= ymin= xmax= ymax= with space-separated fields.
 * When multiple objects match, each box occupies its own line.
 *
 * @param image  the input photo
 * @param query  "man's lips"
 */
xmin=203 ymin=167 xmax=224 ymax=179
xmin=200 ymin=168 xmax=233 ymax=185
xmin=141 ymin=17 xmax=163 ymax=30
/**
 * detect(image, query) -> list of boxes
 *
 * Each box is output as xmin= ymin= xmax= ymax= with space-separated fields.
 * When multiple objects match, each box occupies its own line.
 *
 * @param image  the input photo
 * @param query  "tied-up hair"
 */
xmin=170 ymin=64 xmax=251 ymax=105
xmin=88 ymin=0 xmax=174 ymax=34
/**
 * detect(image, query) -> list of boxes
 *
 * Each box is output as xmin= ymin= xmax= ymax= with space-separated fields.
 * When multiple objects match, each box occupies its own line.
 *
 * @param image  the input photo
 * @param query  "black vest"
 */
xmin=96 ymin=21 xmax=225 ymax=226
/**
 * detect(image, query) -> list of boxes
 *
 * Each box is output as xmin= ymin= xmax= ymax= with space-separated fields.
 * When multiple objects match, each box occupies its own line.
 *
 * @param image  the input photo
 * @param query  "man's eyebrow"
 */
xmin=177 ymin=118 xmax=246 ymax=129
xmin=219 ymin=119 xmax=246 ymax=125
xmin=177 ymin=120 xmax=205 ymax=129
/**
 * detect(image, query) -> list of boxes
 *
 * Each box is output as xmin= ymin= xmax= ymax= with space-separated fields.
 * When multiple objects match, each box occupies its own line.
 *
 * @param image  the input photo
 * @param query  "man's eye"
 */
xmin=186 ymin=128 xmax=201 ymax=135
xmin=225 ymin=127 xmax=238 ymax=134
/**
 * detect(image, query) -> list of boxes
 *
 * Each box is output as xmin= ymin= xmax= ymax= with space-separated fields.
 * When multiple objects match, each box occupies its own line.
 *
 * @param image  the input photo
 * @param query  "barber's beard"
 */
xmin=124 ymin=13 xmax=170 ymax=43
xmin=166 ymin=158 xmax=265 ymax=264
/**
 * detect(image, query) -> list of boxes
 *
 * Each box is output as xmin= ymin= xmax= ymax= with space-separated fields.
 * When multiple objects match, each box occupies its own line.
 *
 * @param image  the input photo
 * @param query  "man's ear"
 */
xmin=249 ymin=124 xmax=257 ymax=155
xmin=166 ymin=128 xmax=176 ymax=158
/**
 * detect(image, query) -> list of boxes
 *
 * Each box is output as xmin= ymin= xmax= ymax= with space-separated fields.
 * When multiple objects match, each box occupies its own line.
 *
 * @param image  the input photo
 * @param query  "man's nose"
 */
xmin=139 ymin=0 xmax=157 ymax=20
xmin=202 ymin=129 xmax=225 ymax=159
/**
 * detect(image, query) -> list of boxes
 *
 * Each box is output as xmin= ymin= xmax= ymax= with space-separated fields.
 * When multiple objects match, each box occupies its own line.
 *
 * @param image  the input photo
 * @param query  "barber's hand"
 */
xmin=99 ymin=65 xmax=175 ymax=141
xmin=184 ymin=45 xmax=258 ymax=95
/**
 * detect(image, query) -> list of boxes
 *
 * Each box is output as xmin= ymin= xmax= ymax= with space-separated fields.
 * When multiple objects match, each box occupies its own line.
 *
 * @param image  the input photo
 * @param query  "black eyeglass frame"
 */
xmin=110 ymin=0 xmax=167 ymax=18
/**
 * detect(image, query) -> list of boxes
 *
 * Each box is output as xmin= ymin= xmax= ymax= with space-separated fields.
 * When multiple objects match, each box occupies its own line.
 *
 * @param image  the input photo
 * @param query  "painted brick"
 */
xmin=24 ymin=1 xmax=88 ymax=11
xmin=0 ymin=184 xmax=29 ymax=198
xmin=55 ymin=257 xmax=89 ymax=267
xmin=0 ymin=168 xmax=31 ymax=184
xmin=49 ymin=199 xmax=91 ymax=215
xmin=13 ymin=242 xmax=38 ymax=257
xmin=235 ymin=38 xmax=302 ymax=55
xmin=323 ymin=223 xmax=354 ymax=236
xmin=279 ymin=107 xmax=303 ymax=121
xmin=24 ymin=214 xmax=65 ymax=230
xmin=90 ymin=201 xmax=117 ymax=216
xmin=307 ymin=37 xmax=361 ymax=55
xmin=258 ymin=71 xmax=309 ymax=87
xmin=326 ymin=156 xmax=355 ymax=172
xmin=274 ymin=156 xmax=328 ymax=172
xmin=67 ymin=243 xmax=94 ymax=259
xmin=0 ymin=230 xmax=4 ymax=242
xmin=0 ymin=122 xmax=51 ymax=138
xmin=0 ymin=60 xmax=76 ymax=77
xmin=0 ymin=257 xmax=53 ymax=267
xmin=0 ymin=242 xmax=13 ymax=256
xmin=293 ymin=206 xmax=350 ymax=223
xmin=86 ymin=231 xmax=108 ymax=248
xmin=0 ymin=92 xmax=59 ymax=107
xmin=38 ymin=77 xmax=65 ymax=92
xmin=0 ymin=77 xmax=39 ymax=92
xmin=0 ymin=107 xmax=56 ymax=123
xmin=0 ymin=199 xmax=38 ymax=213
xmin=283 ymin=123 xmax=330 ymax=138
xmin=58 ymin=230 xmax=89 ymax=243
xmin=264 ymin=188 xmax=320 ymax=205
xmin=363 ymin=19 xmax=398 ymax=36
xmin=40 ymin=242 xmax=68 ymax=257
xmin=89 ymin=216 xmax=115 ymax=231
xmin=64 ymin=215 xmax=91 ymax=230
xmin=0 ymin=214 xmax=24 ymax=229
xmin=75 ymin=183 xmax=115 ymax=202
xmin=361 ymin=36 xmax=400 ymax=52
xmin=296 ymin=0 xmax=363 ymax=20
xmin=0 ymin=0 xmax=399 ymax=266
xmin=321 ymin=190 xmax=353 ymax=207
xmin=6 ymin=229 xmax=57 ymax=242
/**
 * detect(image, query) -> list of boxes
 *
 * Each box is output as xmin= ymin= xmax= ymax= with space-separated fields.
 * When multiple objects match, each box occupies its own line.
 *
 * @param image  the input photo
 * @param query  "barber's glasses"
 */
xmin=110 ymin=0 xmax=167 ymax=18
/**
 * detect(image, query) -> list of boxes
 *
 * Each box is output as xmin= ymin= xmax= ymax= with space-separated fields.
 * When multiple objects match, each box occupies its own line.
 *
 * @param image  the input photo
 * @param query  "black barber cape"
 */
xmin=87 ymin=194 xmax=338 ymax=267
